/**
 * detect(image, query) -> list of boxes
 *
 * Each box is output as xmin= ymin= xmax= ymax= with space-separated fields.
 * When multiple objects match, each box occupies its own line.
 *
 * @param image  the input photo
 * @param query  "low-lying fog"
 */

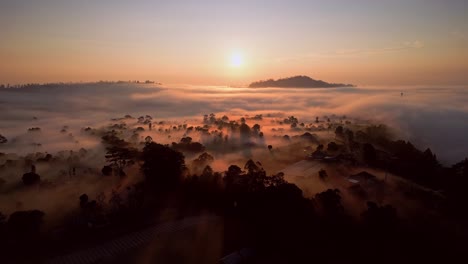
xmin=1 ymin=83 xmax=467 ymax=164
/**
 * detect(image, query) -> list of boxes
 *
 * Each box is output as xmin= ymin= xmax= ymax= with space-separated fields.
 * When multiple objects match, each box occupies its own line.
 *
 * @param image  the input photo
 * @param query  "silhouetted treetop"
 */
xmin=172 ymin=137 xmax=205 ymax=153
xmin=142 ymin=142 xmax=186 ymax=190
xmin=8 ymin=210 xmax=45 ymax=237
xmin=22 ymin=165 xmax=41 ymax=186
xmin=0 ymin=134 xmax=7 ymax=144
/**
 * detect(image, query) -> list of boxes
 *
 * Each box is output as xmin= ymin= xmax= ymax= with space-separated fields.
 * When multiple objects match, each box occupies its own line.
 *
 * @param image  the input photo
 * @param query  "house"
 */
xmin=347 ymin=171 xmax=385 ymax=201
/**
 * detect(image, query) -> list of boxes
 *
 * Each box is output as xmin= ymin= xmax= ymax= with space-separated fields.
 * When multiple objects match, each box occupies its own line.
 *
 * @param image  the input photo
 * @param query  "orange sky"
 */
xmin=1 ymin=0 xmax=467 ymax=86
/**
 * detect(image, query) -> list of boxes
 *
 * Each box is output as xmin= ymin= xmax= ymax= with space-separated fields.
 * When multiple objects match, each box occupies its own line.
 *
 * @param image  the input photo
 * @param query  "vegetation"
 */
xmin=249 ymin=75 xmax=354 ymax=88
xmin=0 ymin=112 xmax=467 ymax=263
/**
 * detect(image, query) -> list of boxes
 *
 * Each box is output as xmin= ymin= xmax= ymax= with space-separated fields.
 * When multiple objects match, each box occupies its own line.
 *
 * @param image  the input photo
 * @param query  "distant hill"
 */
xmin=248 ymin=75 xmax=354 ymax=88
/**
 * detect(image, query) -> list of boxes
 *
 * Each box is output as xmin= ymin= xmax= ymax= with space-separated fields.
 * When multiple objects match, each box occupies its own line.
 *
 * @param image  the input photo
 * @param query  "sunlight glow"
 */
xmin=229 ymin=51 xmax=244 ymax=67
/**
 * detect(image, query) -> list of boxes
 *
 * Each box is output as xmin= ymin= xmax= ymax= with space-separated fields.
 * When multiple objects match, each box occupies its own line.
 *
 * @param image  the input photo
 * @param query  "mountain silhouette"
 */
xmin=248 ymin=75 xmax=354 ymax=88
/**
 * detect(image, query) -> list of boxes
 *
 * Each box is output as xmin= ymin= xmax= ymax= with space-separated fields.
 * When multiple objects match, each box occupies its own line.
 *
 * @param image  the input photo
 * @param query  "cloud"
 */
xmin=451 ymin=30 xmax=468 ymax=41
xmin=328 ymin=40 xmax=424 ymax=56
xmin=275 ymin=40 xmax=425 ymax=62
xmin=0 ymin=84 xmax=467 ymax=164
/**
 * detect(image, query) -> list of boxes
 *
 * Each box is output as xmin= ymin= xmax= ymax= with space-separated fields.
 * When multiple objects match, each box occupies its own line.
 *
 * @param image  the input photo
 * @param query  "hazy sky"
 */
xmin=1 ymin=0 xmax=467 ymax=85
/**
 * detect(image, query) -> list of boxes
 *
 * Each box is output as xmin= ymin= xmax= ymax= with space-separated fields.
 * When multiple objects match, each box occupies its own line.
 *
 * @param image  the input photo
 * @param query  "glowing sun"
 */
xmin=229 ymin=51 xmax=244 ymax=67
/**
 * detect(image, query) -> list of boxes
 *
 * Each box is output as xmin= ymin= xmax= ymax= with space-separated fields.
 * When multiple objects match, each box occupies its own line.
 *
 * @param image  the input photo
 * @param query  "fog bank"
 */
xmin=1 ymin=83 xmax=467 ymax=163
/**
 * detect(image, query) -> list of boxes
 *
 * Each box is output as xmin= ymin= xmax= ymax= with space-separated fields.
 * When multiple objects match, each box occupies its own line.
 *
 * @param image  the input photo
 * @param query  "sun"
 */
xmin=229 ymin=51 xmax=244 ymax=67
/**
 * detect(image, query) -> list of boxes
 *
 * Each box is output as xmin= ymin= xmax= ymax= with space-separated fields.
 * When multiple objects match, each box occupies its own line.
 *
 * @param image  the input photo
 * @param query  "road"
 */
xmin=47 ymin=214 xmax=219 ymax=264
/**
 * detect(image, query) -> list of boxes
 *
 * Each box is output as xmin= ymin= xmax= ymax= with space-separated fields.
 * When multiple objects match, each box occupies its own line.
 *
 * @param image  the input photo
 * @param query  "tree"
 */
xmin=252 ymin=124 xmax=261 ymax=135
xmin=105 ymin=146 xmax=138 ymax=177
xmin=335 ymin=126 xmax=344 ymax=137
xmin=0 ymin=212 xmax=7 ymax=237
xmin=224 ymin=165 xmax=244 ymax=188
xmin=172 ymin=138 xmax=206 ymax=153
xmin=79 ymin=193 xmax=89 ymax=208
xmin=0 ymin=134 xmax=7 ymax=144
xmin=327 ymin=142 xmax=339 ymax=151
xmin=8 ymin=210 xmax=45 ymax=237
xmin=180 ymin=137 xmax=192 ymax=144
xmin=192 ymin=152 xmax=214 ymax=168
xmin=101 ymin=165 xmax=112 ymax=176
xmin=22 ymin=165 xmax=41 ymax=186
xmin=240 ymin=123 xmax=251 ymax=141
xmin=314 ymin=189 xmax=343 ymax=216
xmin=318 ymin=169 xmax=328 ymax=180
xmin=141 ymin=142 xmax=186 ymax=190
xmin=144 ymin=135 xmax=153 ymax=144
xmin=244 ymin=159 xmax=262 ymax=175
xmin=244 ymin=160 xmax=267 ymax=191
xmin=0 ymin=211 xmax=6 ymax=228
xmin=361 ymin=201 xmax=397 ymax=228
xmin=266 ymin=172 xmax=287 ymax=187
xmin=345 ymin=129 xmax=354 ymax=142
xmin=200 ymin=165 xmax=214 ymax=181
xmin=363 ymin=143 xmax=377 ymax=165
xmin=0 ymin=177 xmax=5 ymax=188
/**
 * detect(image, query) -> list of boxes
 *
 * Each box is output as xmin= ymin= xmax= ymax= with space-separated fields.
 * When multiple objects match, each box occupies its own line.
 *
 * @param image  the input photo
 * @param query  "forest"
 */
xmin=1 ymin=111 xmax=467 ymax=263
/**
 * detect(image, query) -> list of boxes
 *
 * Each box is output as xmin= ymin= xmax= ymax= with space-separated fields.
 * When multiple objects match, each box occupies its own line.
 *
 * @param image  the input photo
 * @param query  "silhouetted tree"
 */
xmin=345 ymin=129 xmax=354 ymax=142
xmin=335 ymin=126 xmax=344 ymax=137
xmin=172 ymin=137 xmax=206 ymax=153
xmin=327 ymin=141 xmax=339 ymax=151
xmin=361 ymin=201 xmax=397 ymax=229
xmin=105 ymin=146 xmax=138 ymax=177
xmin=79 ymin=194 xmax=89 ymax=208
xmin=265 ymin=172 xmax=287 ymax=187
xmin=0 ymin=177 xmax=5 ymax=189
xmin=109 ymin=189 xmax=123 ymax=212
xmin=200 ymin=165 xmax=214 ymax=181
xmin=142 ymin=142 xmax=186 ymax=190
xmin=224 ymin=165 xmax=244 ymax=188
xmin=314 ymin=189 xmax=343 ymax=217
xmin=180 ymin=137 xmax=192 ymax=144
xmin=363 ymin=143 xmax=377 ymax=165
xmin=0 ymin=211 xmax=6 ymax=226
xmin=0 ymin=211 xmax=6 ymax=239
xmin=240 ymin=123 xmax=251 ymax=142
xmin=252 ymin=124 xmax=261 ymax=136
xmin=8 ymin=210 xmax=44 ymax=237
xmin=101 ymin=165 xmax=112 ymax=176
xmin=0 ymin=134 xmax=7 ymax=144
xmin=192 ymin=152 xmax=214 ymax=175
xmin=318 ymin=169 xmax=328 ymax=180
xmin=144 ymin=135 xmax=153 ymax=144
xmin=22 ymin=165 xmax=41 ymax=186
